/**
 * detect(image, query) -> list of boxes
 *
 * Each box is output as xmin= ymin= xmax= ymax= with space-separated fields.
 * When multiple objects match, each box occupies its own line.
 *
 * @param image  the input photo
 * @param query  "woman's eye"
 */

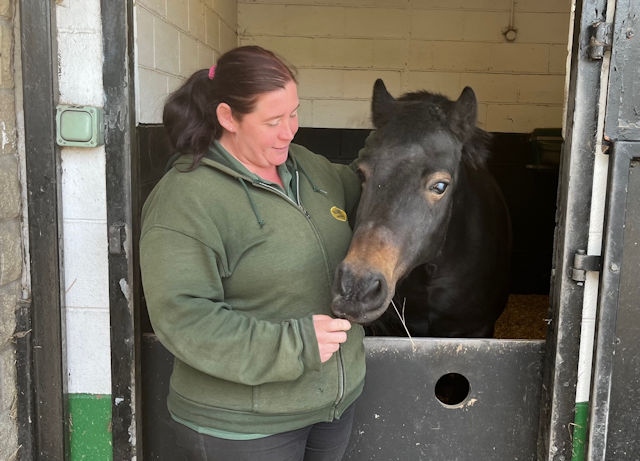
xmin=430 ymin=181 xmax=448 ymax=195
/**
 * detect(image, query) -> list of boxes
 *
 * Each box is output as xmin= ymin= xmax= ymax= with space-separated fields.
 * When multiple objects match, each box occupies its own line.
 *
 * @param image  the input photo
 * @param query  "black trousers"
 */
xmin=171 ymin=405 xmax=356 ymax=461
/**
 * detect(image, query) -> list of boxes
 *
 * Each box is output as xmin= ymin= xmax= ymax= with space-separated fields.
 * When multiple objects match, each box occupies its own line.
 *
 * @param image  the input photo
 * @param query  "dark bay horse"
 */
xmin=331 ymin=79 xmax=511 ymax=338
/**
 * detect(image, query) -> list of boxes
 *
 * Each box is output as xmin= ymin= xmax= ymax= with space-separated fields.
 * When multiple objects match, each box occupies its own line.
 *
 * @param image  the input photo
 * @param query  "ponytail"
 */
xmin=162 ymin=69 xmax=221 ymax=168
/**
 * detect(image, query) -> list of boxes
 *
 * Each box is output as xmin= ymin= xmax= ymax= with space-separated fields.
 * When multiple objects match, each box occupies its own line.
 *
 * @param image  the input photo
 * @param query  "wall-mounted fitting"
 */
xmin=56 ymin=104 xmax=104 ymax=147
xmin=503 ymin=0 xmax=518 ymax=42
xmin=503 ymin=26 xmax=518 ymax=42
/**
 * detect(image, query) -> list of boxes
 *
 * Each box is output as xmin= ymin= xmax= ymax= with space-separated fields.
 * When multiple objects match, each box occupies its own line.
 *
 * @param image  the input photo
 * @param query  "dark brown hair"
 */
xmin=162 ymin=46 xmax=298 ymax=167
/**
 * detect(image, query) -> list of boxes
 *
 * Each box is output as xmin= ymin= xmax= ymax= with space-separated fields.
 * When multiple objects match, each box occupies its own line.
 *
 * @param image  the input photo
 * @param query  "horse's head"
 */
xmin=331 ymin=79 xmax=489 ymax=324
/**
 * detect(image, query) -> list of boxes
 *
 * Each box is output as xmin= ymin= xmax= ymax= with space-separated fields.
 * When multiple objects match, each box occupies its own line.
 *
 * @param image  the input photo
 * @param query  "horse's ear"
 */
xmin=451 ymin=86 xmax=478 ymax=139
xmin=453 ymin=87 xmax=491 ymax=168
xmin=371 ymin=79 xmax=396 ymax=128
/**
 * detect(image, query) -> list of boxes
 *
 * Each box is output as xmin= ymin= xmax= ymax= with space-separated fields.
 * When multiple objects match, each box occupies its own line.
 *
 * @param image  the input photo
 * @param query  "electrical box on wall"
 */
xmin=56 ymin=105 xmax=104 ymax=147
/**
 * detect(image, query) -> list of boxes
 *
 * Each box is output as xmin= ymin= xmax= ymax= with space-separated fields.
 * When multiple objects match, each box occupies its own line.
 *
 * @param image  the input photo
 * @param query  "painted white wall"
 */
xmin=56 ymin=0 xmax=111 ymax=395
xmin=134 ymin=0 xmax=237 ymax=123
xmin=133 ymin=0 xmax=571 ymax=132
xmin=236 ymin=0 xmax=572 ymax=132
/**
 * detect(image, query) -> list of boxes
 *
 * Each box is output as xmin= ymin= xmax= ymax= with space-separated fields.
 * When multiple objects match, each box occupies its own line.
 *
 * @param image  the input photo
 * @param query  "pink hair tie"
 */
xmin=208 ymin=65 xmax=216 ymax=80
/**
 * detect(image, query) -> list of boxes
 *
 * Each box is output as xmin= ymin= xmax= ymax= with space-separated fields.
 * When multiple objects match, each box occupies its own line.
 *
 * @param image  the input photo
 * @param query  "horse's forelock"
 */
xmin=399 ymin=89 xmax=491 ymax=170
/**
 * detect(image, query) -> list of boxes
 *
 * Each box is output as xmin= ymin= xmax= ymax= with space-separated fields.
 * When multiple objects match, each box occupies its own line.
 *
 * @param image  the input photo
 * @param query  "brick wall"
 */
xmin=0 ymin=0 xmax=23 ymax=459
xmin=134 ymin=0 xmax=238 ymax=122
xmin=238 ymin=0 xmax=572 ymax=132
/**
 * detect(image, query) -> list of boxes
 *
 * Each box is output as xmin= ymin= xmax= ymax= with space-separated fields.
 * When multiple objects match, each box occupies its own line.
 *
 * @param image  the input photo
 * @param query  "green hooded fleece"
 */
xmin=140 ymin=142 xmax=365 ymax=436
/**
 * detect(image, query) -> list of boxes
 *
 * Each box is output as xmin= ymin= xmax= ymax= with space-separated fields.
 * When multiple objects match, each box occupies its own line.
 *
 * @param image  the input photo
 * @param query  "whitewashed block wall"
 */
xmin=134 ymin=0 xmax=237 ymax=123
xmin=237 ymin=0 xmax=572 ymax=132
xmin=56 ymin=0 xmax=111 ymax=396
xmin=134 ymin=1 xmax=571 ymax=131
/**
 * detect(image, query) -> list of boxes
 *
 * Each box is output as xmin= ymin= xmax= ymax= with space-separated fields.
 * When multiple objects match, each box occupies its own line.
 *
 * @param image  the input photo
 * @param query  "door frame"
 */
xmin=537 ymin=0 xmax=610 ymax=458
xmin=17 ymin=0 xmax=66 ymax=459
xmin=588 ymin=0 xmax=640 ymax=456
xmin=101 ymin=0 xmax=140 ymax=459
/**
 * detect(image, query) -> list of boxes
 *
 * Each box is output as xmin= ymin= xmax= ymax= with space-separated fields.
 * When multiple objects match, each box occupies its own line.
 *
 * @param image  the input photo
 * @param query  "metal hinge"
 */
xmin=588 ymin=21 xmax=613 ymax=60
xmin=571 ymin=249 xmax=602 ymax=282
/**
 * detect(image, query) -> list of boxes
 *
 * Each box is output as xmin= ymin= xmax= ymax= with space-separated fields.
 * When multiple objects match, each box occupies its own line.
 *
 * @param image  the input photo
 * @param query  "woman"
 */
xmin=139 ymin=45 xmax=365 ymax=460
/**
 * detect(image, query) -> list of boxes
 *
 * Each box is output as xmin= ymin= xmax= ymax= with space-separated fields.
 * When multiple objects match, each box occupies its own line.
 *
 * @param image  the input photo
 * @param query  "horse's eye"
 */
xmin=430 ymin=181 xmax=449 ymax=195
xmin=356 ymin=168 xmax=366 ymax=183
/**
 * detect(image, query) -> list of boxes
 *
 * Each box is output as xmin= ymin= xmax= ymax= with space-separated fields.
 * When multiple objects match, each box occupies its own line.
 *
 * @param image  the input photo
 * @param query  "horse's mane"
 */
xmin=463 ymin=128 xmax=492 ymax=170
xmin=397 ymin=90 xmax=492 ymax=170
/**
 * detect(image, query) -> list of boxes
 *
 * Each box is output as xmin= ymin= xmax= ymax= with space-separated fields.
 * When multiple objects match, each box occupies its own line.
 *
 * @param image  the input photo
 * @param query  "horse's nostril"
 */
xmin=361 ymin=275 xmax=384 ymax=302
xmin=333 ymin=265 xmax=351 ymax=298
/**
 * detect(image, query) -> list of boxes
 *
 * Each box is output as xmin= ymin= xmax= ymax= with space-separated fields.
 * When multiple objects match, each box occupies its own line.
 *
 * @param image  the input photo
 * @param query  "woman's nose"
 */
xmin=280 ymin=120 xmax=296 ymax=141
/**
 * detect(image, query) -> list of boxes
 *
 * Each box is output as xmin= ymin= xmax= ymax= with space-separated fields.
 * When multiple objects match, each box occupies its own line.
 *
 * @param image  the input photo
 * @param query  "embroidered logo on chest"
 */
xmin=330 ymin=206 xmax=347 ymax=222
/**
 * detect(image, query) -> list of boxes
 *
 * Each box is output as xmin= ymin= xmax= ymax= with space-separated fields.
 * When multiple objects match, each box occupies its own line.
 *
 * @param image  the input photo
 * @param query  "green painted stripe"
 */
xmin=68 ymin=393 xmax=112 ymax=461
xmin=571 ymin=401 xmax=589 ymax=461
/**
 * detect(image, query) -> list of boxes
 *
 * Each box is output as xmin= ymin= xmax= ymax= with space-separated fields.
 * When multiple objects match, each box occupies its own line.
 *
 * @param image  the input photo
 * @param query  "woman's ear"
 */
xmin=216 ymin=103 xmax=236 ymax=133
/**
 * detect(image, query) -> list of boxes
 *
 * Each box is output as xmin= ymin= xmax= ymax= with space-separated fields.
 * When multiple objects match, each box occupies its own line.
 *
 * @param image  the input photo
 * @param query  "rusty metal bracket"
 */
xmin=588 ymin=21 xmax=613 ymax=60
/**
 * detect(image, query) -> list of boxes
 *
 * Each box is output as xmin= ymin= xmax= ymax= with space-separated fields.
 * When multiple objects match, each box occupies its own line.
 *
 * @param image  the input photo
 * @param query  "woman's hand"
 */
xmin=312 ymin=315 xmax=352 ymax=363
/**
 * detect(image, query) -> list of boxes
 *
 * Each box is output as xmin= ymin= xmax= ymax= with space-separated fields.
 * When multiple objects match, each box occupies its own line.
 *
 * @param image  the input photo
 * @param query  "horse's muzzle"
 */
xmin=330 ymin=262 xmax=391 ymax=324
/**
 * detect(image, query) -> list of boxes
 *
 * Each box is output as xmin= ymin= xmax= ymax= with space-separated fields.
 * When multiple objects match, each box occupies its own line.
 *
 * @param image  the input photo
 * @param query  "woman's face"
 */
xmin=226 ymin=80 xmax=300 ymax=169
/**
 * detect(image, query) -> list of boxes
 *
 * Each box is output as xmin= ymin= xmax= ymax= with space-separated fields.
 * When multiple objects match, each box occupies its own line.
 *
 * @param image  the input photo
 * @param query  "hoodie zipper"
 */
xmin=254 ymin=175 xmax=334 ymax=278
xmin=255 ymin=174 xmax=347 ymax=413
xmin=334 ymin=348 xmax=346 ymax=415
